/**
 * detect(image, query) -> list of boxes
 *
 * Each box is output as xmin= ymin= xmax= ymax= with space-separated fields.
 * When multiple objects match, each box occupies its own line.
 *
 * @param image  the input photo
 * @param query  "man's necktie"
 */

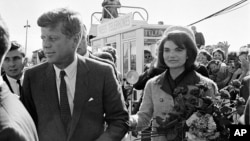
xmin=16 ymin=79 xmax=22 ymax=96
xmin=59 ymin=70 xmax=71 ymax=132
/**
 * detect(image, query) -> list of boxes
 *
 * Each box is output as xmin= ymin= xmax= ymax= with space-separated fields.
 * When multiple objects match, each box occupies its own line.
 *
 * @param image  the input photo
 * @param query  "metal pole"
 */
xmin=24 ymin=20 xmax=30 ymax=55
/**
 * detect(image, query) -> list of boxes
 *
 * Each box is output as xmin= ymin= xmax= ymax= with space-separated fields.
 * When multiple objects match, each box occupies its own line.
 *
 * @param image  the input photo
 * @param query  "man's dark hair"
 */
xmin=37 ymin=8 xmax=83 ymax=38
xmin=9 ymin=41 xmax=25 ymax=57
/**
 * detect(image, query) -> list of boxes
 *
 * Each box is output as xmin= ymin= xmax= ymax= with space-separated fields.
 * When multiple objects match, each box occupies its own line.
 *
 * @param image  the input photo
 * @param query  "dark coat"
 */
xmin=21 ymin=56 xmax=129 ymax=141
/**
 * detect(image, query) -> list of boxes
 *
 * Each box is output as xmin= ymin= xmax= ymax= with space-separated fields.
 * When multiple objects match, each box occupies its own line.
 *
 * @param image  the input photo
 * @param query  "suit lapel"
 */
xmin=68 ymin=56 xmax=90 ymax=140
xmin=2 ymin=74 xmax=14 ymax=93
xmin=44 ymin=63 xmax=67 ymax=137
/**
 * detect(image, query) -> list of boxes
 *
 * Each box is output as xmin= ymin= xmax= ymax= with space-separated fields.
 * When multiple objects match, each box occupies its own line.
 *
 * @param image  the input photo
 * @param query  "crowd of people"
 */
xmin=0 ymin=6 xmax=250 ymax=141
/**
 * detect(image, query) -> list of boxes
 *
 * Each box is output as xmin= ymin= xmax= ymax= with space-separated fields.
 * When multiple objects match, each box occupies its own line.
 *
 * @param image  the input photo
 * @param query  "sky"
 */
xmin=0 ymin=0 xmax=249 ymax=58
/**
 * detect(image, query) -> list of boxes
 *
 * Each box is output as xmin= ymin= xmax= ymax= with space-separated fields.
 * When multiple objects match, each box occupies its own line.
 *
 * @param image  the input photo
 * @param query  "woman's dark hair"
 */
xmin=156 ymin=31 xmax=198 ymax=71
xmin=212 ymin=48 xmax=225 ymax=62
xmin=227 ymin=51 xmax=238 ymax=62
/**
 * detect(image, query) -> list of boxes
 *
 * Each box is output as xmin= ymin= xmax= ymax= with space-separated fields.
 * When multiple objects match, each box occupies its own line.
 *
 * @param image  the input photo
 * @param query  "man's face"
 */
xmin=31 ymin=52 xmax=37 ymax=65
xmin=144 ymin=52 xmax=152 ymax=64
xmin=2 ymin=49 xmax=26 ymax=79
xmin=41 ymin=23 xmax=77 ymax=67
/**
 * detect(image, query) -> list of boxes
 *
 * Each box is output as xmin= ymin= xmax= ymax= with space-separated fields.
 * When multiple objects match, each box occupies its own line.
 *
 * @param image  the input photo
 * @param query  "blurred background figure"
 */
xmin=102 ymin=0 xmax=121 ymax=19
xmin=0 ymin=14 xmax=38 ymax=141
xmin=144 ymin=50 xmax=154 ymax=71
xmin=191 ymin=26 xmax=205 ymax=49
xmin=2 ymin=41 xmax=27 ymax=96
xmin=93 ymin=51 xmax=114 ymax=63
xmin=196 ymin=49 xmax=212 ymax=66
xmin=31 ymin=49 xmax=40 ymax=66
xmin=36 ymin=49 xmax=47 ymax=64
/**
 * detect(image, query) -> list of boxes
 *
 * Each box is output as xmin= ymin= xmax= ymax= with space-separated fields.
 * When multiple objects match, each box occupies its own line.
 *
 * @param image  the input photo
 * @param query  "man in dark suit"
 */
xmin=2 ymin=41 xmax=27 ymax=96
xmin=21 ymin=8 xmax=129 ymax=141
xmin=0 ymin=15 xmax=38 ymax=141
xmin=191 ymin=26 xmax=205 ymax=49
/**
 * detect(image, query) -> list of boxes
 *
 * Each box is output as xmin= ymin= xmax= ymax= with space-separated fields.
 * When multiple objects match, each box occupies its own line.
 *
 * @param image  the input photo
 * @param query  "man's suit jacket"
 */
xmin=21 ymin=55 xmax=129 ymax=141
xmin=0 ymin=78 xmax=38 ymax=141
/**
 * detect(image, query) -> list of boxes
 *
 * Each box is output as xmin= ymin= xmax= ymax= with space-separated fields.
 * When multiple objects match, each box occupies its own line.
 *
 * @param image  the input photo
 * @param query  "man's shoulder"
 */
xmin=25 ymin=62 xmax=49 ymax=74
xmin=80 ymin=55 xmax=113 ymax=68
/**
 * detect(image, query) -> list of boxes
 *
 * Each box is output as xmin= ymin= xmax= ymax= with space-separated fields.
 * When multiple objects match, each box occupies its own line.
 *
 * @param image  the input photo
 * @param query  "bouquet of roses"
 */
xmin=146 ymin=80 xmax=246 ymax=141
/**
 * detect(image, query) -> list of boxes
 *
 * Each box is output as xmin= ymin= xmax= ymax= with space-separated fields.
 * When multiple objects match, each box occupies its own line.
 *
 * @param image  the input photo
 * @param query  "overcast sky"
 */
xmin=0 ymin=0 xmax=249 ymax=57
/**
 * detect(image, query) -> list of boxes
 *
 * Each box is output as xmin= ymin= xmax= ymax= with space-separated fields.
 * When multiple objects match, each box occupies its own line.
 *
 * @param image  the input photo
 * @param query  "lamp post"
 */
xmin=24 ymin=20 xmax=31 ymax=55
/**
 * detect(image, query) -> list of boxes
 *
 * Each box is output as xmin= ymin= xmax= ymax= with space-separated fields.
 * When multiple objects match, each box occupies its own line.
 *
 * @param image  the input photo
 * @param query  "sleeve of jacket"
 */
xmin=20 ymin=70 xmax=38 ymax=127
xmin=240 ymin=77 xmax=250 ymax=101
xmin=130 ymin=79 xmax=154 ymax=131
xmin=0 ymin=127 xmax=26 ymax=141
xmin=95 ymin=65 xmax=129 ymax=141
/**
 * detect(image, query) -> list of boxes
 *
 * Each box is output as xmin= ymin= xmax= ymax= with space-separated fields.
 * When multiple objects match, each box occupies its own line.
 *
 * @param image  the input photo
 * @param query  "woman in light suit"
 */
xmin=130 ymin=26 xmax=218 ymax=141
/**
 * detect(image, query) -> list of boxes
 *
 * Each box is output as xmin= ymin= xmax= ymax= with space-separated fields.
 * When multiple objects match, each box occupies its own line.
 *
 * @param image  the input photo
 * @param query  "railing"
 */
xmin=90 ymin=5 xmax=149 ymax=25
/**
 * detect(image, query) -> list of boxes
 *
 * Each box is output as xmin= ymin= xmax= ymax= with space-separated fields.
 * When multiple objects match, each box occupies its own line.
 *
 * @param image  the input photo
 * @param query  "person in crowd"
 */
xmin=207 ymin=60 xmax=232 ymax=89
xmin=191 ymin=26 xmax=205 ymax=49
xmin=31 ymin=49 xmax=40 ymax=66
xmin=21 ymin=8 xmax=129 ymax=141
xmin=36 ymin=49 xmax=47 ymax=64
xmin=212 ymin=48 xmax=226 ymax=63
xmin=93 ymin=51 xmax=114 ymax=63
xmin=102 ymin=0 xmax=121 ymax=19
xmin=2 ymin=41 xmax=27 ymax=96
xmin=144 ymin=50 xmax=154 ymax=71
xmin=226 ymin=51 xmax=247 ymax=83
xmin=196 ymin=49 xmax=212 ymax=66
xmin=240 ymin=75 xmax=250 ymax=101
xmin=238 ymin=49 xmax=248 ymax=63
xmin=239 ymin=50 xmax=250 ymax=101
xmin=130 ymin=28 xmax=217 ymax=141
xmin=77 ymin=24 xmax=119 ymax=80
xmin=239 ymin=97 xmax=250 ymax=125
xmin=102 ymin=46 xmax=117 ymax=65
xmin=0 ymin=14 xmax=38 ymax=141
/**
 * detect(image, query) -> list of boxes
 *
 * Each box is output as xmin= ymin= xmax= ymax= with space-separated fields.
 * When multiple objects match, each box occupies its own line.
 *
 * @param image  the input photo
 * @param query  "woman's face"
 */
xmin=213 ymin=51 xmax=223 ymax=61
xmin=197 ymin=53 xmax=208 ymax=65
xmin=163 ymin=40 xmax=187 ymax=70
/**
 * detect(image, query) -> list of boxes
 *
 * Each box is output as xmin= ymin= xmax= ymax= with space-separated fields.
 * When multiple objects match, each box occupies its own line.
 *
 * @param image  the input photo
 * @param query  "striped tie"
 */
xmin=59 ymin=70 xmax=71 ymax=132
